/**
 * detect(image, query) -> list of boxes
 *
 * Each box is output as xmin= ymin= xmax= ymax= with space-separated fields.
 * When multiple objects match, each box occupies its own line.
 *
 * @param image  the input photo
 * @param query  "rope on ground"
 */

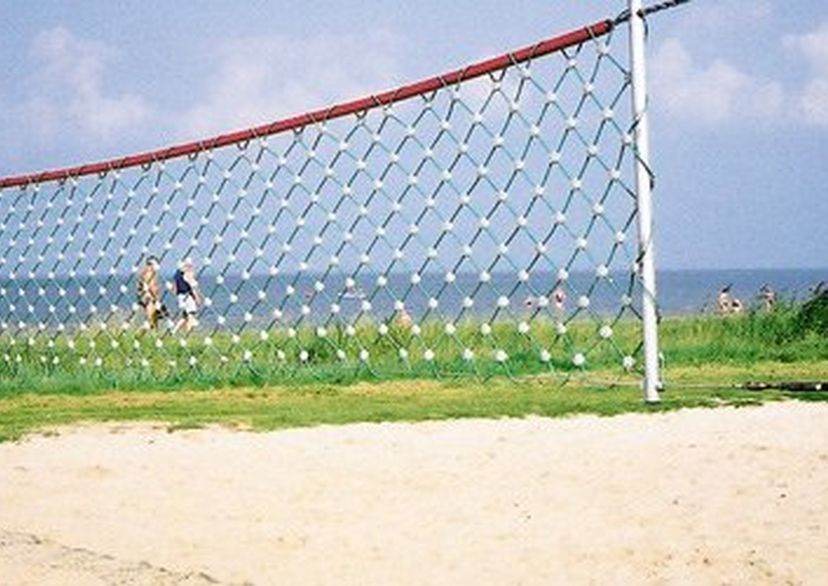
xmin=740 ymin=381 xmax=827 ymax=392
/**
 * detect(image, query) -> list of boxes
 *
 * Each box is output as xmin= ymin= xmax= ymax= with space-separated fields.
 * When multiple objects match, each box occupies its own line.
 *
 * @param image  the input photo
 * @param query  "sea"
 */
xmin=0 ymin=268 xmax=825 ymax=330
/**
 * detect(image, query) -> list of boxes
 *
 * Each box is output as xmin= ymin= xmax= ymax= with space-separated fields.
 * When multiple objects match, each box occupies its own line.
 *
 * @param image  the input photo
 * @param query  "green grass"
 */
xmin=0 ymin=316 xmax=644 ymax=393
xmin=1 ymin=303 xmax=825 ymax=395
xmin=0 ymin=305 xmax=825 ymax=442
xmin=0 ymin=361 xmax=825 ymax=443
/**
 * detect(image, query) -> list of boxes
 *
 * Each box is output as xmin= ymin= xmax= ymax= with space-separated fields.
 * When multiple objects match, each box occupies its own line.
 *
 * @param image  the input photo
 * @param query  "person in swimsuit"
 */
xmin=760 ymin=284 xmax=777 ymax=312
xmin=717 ymin=285 xmax=733 ymax=314
xmin=553 ymin=286 xmax=566 ymax=320
xmin=395 ymin=307 xmax=413 ymax=329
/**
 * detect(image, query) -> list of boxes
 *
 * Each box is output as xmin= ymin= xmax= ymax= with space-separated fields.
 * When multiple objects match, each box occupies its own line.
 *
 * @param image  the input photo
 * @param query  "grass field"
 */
xmin=0 ymin=302 xmax=825 ymax=442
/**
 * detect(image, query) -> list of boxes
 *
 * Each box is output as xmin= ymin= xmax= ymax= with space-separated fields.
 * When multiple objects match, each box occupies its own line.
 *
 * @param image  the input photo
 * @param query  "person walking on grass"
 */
xmin=173 ymin=258 xmax=201 ymax=333
xmin=137 ymin=255 xmax=163 ymax=329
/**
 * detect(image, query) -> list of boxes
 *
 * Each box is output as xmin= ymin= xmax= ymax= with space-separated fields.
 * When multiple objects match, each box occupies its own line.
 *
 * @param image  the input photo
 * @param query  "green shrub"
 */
xmin=798 ymin=289 xmax=828 ymax=337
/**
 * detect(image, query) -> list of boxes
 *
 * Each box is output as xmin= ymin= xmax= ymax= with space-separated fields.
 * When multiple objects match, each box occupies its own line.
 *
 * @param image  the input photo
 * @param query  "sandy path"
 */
xmin=1 ymin=402 xmax=827 ymax=585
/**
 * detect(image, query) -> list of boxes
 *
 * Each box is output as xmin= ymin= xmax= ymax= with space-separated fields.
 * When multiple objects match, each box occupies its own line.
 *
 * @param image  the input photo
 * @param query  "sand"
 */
xmin=1 ymin=402 xmax=827 ymax=585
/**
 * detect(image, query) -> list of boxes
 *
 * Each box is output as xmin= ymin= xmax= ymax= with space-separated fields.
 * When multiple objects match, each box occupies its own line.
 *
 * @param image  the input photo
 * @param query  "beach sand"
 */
xmin=1 ymin=401 xmax=826 ymax=585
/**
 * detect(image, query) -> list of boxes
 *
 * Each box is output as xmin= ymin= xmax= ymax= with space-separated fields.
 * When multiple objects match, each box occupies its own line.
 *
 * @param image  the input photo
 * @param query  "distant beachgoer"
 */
xmin=395 ymin=307 xmax=413 ymax=329
xmin=760 ymin=285 xmax=777 ymax=312
xmin=173 ymin=259 xmax=201 ymax=333
xmin=717 ymin=285 xmax=733 ymax=314
xmin=137 ymin=256 xmax=162 ymax=329
xmin=553 ymin=287 xmax=566 ymax=319
xmin=730 ymin=297 xmax=744 ymax=314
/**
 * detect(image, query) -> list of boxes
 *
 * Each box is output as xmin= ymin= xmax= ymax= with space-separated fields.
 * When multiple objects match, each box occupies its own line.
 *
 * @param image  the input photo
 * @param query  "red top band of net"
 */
xmin=0 ymin=19 xmax=612 ymax=189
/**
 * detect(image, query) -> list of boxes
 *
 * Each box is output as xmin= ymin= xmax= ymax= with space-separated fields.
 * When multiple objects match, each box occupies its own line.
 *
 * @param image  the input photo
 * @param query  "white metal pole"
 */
xmin=628 ymin=0 xmax=662 ymax=403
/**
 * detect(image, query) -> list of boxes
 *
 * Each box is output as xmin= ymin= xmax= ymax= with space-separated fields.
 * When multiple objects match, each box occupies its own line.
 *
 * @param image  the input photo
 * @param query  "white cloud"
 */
xmin=784 ymin=20 xmax=828 ymax=126
xmin=650 ymin=38 xmax=783 ymax=124
xmin=785 ymin=21 xmax=828 ymax=74
xmin=177 ymin=31 xmax=402 ymax=140
xmin=23 ymin=27 xmax=151 ymax=141
xmin=651 ymin=18 xmax=828 ymax=130
xmin=799 ymin=79 xmax=828 ymax=126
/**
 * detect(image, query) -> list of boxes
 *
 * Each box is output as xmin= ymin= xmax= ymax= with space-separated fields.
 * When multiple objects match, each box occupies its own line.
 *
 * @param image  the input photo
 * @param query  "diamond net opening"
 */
xmin=0 ymin=19 xmax=650 ymax=383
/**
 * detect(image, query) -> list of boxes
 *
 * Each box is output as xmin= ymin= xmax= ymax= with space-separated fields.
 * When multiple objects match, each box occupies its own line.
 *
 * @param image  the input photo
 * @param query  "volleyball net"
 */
xmin=0 ymin=6 xmax=671 ymax=396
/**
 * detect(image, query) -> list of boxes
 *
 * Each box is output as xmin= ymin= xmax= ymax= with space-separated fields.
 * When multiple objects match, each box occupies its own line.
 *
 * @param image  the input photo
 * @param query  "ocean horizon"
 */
xmin=1 ymin=268 xmax=824 ymax=331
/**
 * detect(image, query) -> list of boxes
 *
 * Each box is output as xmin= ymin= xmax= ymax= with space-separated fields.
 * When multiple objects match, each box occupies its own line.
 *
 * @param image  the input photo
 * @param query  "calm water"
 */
xmin=0 ymin=268 xmax=825 ymax=329
xmin=655 ymin=268 xmax=825 ymax=314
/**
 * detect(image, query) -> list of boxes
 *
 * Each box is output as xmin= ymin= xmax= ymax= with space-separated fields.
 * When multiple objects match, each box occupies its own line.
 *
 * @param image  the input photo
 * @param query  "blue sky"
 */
xmin=1 ymin=0 xmax=826 ymax=270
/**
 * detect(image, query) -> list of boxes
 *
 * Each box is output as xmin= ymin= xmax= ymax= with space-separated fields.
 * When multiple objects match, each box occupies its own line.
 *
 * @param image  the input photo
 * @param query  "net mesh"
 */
xmin=0 ymin=22 xmax=649 ymax=383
